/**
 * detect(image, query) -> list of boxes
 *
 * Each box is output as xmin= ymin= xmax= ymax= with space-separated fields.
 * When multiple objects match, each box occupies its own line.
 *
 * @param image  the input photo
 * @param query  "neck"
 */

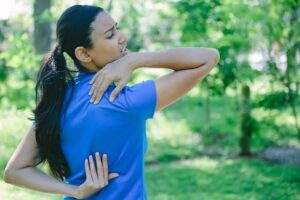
xmin=81 ymin=61 xmax=102 ymax=72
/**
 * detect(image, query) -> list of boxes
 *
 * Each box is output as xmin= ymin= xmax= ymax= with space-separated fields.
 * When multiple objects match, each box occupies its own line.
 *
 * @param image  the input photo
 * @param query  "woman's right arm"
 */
xmin=129 ymin=47 xmax=220 ymax=111
xmin=4 ymin=125 xmax=118 ymax=199
xmin=89 ymin=47 xmax=220 ymax=111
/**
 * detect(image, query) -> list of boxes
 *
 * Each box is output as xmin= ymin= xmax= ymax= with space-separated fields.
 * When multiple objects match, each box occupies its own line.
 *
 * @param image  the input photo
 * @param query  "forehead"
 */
xmin=91 ymin=11 xmax=115 ymax=34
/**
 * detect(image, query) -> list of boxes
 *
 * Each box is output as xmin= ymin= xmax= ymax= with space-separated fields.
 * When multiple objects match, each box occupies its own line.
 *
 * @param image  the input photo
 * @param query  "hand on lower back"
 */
xmin=75 ymin=152 xmax=119 ymax=199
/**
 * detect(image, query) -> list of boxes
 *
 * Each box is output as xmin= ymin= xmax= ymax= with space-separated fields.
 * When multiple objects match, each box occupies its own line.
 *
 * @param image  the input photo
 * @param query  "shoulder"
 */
xmin=121 ymin=79 xmax=157 ymax=120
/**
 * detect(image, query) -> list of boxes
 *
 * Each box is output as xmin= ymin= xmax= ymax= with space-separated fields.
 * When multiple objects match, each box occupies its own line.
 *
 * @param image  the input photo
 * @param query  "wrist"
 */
xmin=126 ymin=52 xmax=144 ymax=70
xmin=68 ymin=185 xmax=80 ymax=199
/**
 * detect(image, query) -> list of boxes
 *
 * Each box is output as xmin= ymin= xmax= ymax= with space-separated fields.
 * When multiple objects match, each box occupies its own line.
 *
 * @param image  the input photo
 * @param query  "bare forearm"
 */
xmin=4 ymin=167 xmax=78 ymax=198
xmin=129 ymin=47 xmax=220 ymax=71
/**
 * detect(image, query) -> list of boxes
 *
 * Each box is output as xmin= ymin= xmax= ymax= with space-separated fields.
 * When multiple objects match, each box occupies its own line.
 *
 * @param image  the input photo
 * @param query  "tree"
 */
xmin=33 ymin=0 xmax=51 ymax=54
xmin=240 ymin=84 xmax=252 ymax=156
xmin=254 ymin=0 xmax=300 ymax=139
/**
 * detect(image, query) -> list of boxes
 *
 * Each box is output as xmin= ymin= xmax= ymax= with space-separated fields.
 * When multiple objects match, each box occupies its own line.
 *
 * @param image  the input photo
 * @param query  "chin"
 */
xmin=116 ymin=53 xmax=125 ymax=60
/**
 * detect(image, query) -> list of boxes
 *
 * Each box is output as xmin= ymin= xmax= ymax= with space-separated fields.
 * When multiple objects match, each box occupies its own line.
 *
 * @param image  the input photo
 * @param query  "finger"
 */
xmin=95 ymin=152 xmax=104 ymax=185
xmin=108 ymin=173 xmax=119 ymax=180
xmin=109 ymin=81 xmax=126 ymax=102
xmin=89 ymin=79 xmax=98 ymax=96
xmin=89 ymin=155 xmax=98 ymax=183
xmin=89 ymin=71 xmax=102 ymax=85
xmin=94 ymin=79 xmax=112 ymax=104
xmin=91 ymin=77 xmax=104 ymax=103
xmin=89 ymin=75 xmax=103 ymax=98
xmin=84 ymin=159 xmax=92 ymax=181
xmin=89 ymin=82 xmax=96 ymax=96
xmin=91 ymin=77 xmax=104 ymax=104
xmin=102 ymin=154 xmax=108 ymax=185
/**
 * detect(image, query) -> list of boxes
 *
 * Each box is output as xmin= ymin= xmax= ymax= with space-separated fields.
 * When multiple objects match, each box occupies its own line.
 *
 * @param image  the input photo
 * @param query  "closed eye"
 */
xmin=107 ymin=26 xmax=120 ymax=39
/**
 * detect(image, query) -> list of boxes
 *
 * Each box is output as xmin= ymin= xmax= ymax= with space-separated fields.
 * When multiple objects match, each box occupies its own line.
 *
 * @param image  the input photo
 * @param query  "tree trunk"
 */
xmin=106 ymin=0 xmax=114 ymax=12
xmin=234 ymin=82 xmax=240 ymax=111
xmin=33 ymin=0 xmax=51 ymax=54
xmin=285 ymin=1 xmax=300 ymax=140
xmin=0 ymin=20 xmax=9 ymax=83
xmin=240 ymin=84 xmax=252 ymax=156
xmin=286 ymin=49 xmax=300 ymax=140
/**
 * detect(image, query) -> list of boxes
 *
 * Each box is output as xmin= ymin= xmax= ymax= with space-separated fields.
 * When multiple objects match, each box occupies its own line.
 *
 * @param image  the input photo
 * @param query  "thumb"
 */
xmin=108 ymin=173 xmax=119 ymax=180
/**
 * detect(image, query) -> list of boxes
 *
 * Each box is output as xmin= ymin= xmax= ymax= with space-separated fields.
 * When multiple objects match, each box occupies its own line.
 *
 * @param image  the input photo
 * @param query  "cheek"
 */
xmin=107 ymin=40 xmax=120 ymax=54
xmin=93 ymin=41 xmax=120 ymax=65
xmin=103 ymin=40 xmax=120 ymax=58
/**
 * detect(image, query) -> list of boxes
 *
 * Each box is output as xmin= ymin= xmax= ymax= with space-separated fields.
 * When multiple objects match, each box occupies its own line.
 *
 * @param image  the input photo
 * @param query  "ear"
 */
xmin=74 ymin=47 xmax=92 ymax=63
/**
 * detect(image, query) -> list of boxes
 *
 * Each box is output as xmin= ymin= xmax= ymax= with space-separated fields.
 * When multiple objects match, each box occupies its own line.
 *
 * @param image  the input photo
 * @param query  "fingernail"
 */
xmin=88 ymin=92 xmax=92 ymax=95
xmin=109 ymin=97 xmax=114 ymax=102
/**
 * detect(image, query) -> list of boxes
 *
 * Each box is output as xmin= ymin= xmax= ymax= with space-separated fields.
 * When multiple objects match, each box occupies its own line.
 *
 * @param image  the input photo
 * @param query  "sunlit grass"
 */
xmin=1 ymin=157 xmax=299 ymax=200
xmin=0 ymin=91 xmax=299 ymax=199
xmin=0 ymin=180 xmax=61 ymax=200
xmin=146 ymin=157 xmax=300 ymax=200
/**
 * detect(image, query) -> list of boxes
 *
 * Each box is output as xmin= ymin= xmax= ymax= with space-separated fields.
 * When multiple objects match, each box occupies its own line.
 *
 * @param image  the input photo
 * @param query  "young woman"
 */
xmin=4 ymin=5 xmax=219 ymax=200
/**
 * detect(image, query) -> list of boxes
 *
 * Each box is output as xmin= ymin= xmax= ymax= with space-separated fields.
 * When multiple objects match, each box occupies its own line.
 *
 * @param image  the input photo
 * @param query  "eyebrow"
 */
xmin=104 ymin=22 xmax=118 ymax=34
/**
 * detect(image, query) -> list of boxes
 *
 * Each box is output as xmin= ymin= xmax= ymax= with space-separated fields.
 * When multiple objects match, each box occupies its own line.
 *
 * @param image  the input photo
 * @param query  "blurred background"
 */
xmin=0 ymin=0 xmax=299 ymax=199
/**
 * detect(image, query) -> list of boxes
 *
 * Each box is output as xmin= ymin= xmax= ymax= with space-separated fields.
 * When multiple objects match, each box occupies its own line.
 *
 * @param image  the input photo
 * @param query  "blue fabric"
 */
xmin=59 ymin=71 xmax=156 ymax=199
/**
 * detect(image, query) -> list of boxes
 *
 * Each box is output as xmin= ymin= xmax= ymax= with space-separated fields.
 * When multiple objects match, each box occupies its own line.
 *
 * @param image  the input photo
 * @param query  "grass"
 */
xmin=0 ymin=180 xmax=61 ymax=200
xmin=0 ymin=89 xmax=299 ymax=199
xmin=146 ymin=157 xmax=300 ymax=200
xmin=1 ymin=157 xmax=299 ymax=200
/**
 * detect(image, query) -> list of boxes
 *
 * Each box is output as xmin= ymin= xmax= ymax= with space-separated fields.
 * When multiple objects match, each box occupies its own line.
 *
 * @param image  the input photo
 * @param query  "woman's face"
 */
xmin=86 ymin=11 xmax=128 ymax=69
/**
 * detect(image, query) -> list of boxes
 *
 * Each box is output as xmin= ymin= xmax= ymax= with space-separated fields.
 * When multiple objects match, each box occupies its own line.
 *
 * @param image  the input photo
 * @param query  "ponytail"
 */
xmin=32 ymin=45 xmax=75 ymax=180
xmin=31 ymin=4 xmax=103 ymax=181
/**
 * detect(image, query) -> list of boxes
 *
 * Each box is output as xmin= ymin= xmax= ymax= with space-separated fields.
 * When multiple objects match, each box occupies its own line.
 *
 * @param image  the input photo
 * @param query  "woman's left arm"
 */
xmin=4 ymin=125 xmax=119 ymax=199
xmin=3 ymin=125 xmax=78 ymax=197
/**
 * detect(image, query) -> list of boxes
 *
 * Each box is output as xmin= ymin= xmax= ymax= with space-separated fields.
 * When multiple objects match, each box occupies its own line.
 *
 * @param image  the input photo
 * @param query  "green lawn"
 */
xmin=0 ymin=92 xmax=299 ymax=199
xmin=1 ymin=157 xmax=299 ymax=200
xmin=146 ymin=158 xmax=300 ymax=200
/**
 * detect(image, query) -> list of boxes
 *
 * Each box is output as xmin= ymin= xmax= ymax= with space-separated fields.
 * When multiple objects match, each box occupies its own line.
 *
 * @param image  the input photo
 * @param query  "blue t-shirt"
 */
xmin=59 ymin=71 xmax=157 ymax=199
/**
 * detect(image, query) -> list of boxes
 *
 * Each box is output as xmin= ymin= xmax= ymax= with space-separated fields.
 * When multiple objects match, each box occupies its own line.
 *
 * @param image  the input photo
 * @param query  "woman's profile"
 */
xmin=3 ymin=5 xmax=219 ymax=200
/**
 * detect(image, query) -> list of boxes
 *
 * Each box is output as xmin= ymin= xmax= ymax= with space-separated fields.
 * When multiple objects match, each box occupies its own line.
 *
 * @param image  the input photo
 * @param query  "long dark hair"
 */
xmin=32 ymin=5 xmax=103 ymax=180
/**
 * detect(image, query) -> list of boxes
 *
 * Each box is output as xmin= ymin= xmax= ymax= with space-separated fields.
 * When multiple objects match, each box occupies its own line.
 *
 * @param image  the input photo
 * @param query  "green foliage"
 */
xmin=0 ymin=9 xmax=41 ymax=108
xmin=0 ymin=0 xmax=299 ymax=198
xmin=254 ymin=91 xmax=291 ymax=110
xmin=0 ymin=64 xmax=9 ymax=82
xmin=0 ymin=26 xmax=41 ymax=80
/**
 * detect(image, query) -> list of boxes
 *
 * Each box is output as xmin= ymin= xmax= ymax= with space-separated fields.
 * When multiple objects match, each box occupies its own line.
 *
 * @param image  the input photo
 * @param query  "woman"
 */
xmin=3 ymin=4 xmax=219 ymax=200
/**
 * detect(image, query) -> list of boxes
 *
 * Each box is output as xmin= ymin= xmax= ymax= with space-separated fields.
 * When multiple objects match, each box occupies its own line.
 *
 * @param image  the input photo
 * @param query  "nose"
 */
xmin=118 ymin=31 xmax=127 ymax=47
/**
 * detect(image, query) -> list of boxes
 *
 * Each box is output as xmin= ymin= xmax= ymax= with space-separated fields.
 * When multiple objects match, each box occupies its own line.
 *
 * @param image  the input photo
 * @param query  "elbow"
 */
xmin=208 ymin=48 xmax=220 ymax=66
xmin=3 ymin=163 xmax=20 ymax=184
xmin=3 ymin=168 xmax=14 ymax=184
xmin=214 ymin=49 xmax=220 ymax=64
xmin=198 ymin=48 xmax=220 ymax=71
xmin=205 ymin=48 xmax=220 ymax=72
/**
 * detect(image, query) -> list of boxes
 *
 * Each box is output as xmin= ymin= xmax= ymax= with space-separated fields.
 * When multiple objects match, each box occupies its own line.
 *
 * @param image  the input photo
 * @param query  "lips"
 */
xmin=120 ymin=46 xmax=128 ymax=55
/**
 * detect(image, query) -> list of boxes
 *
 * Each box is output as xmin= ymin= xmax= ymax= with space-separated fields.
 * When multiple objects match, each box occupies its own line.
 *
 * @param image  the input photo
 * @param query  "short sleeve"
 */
xmin=125 ymin=79 xmax=157 ymax=120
